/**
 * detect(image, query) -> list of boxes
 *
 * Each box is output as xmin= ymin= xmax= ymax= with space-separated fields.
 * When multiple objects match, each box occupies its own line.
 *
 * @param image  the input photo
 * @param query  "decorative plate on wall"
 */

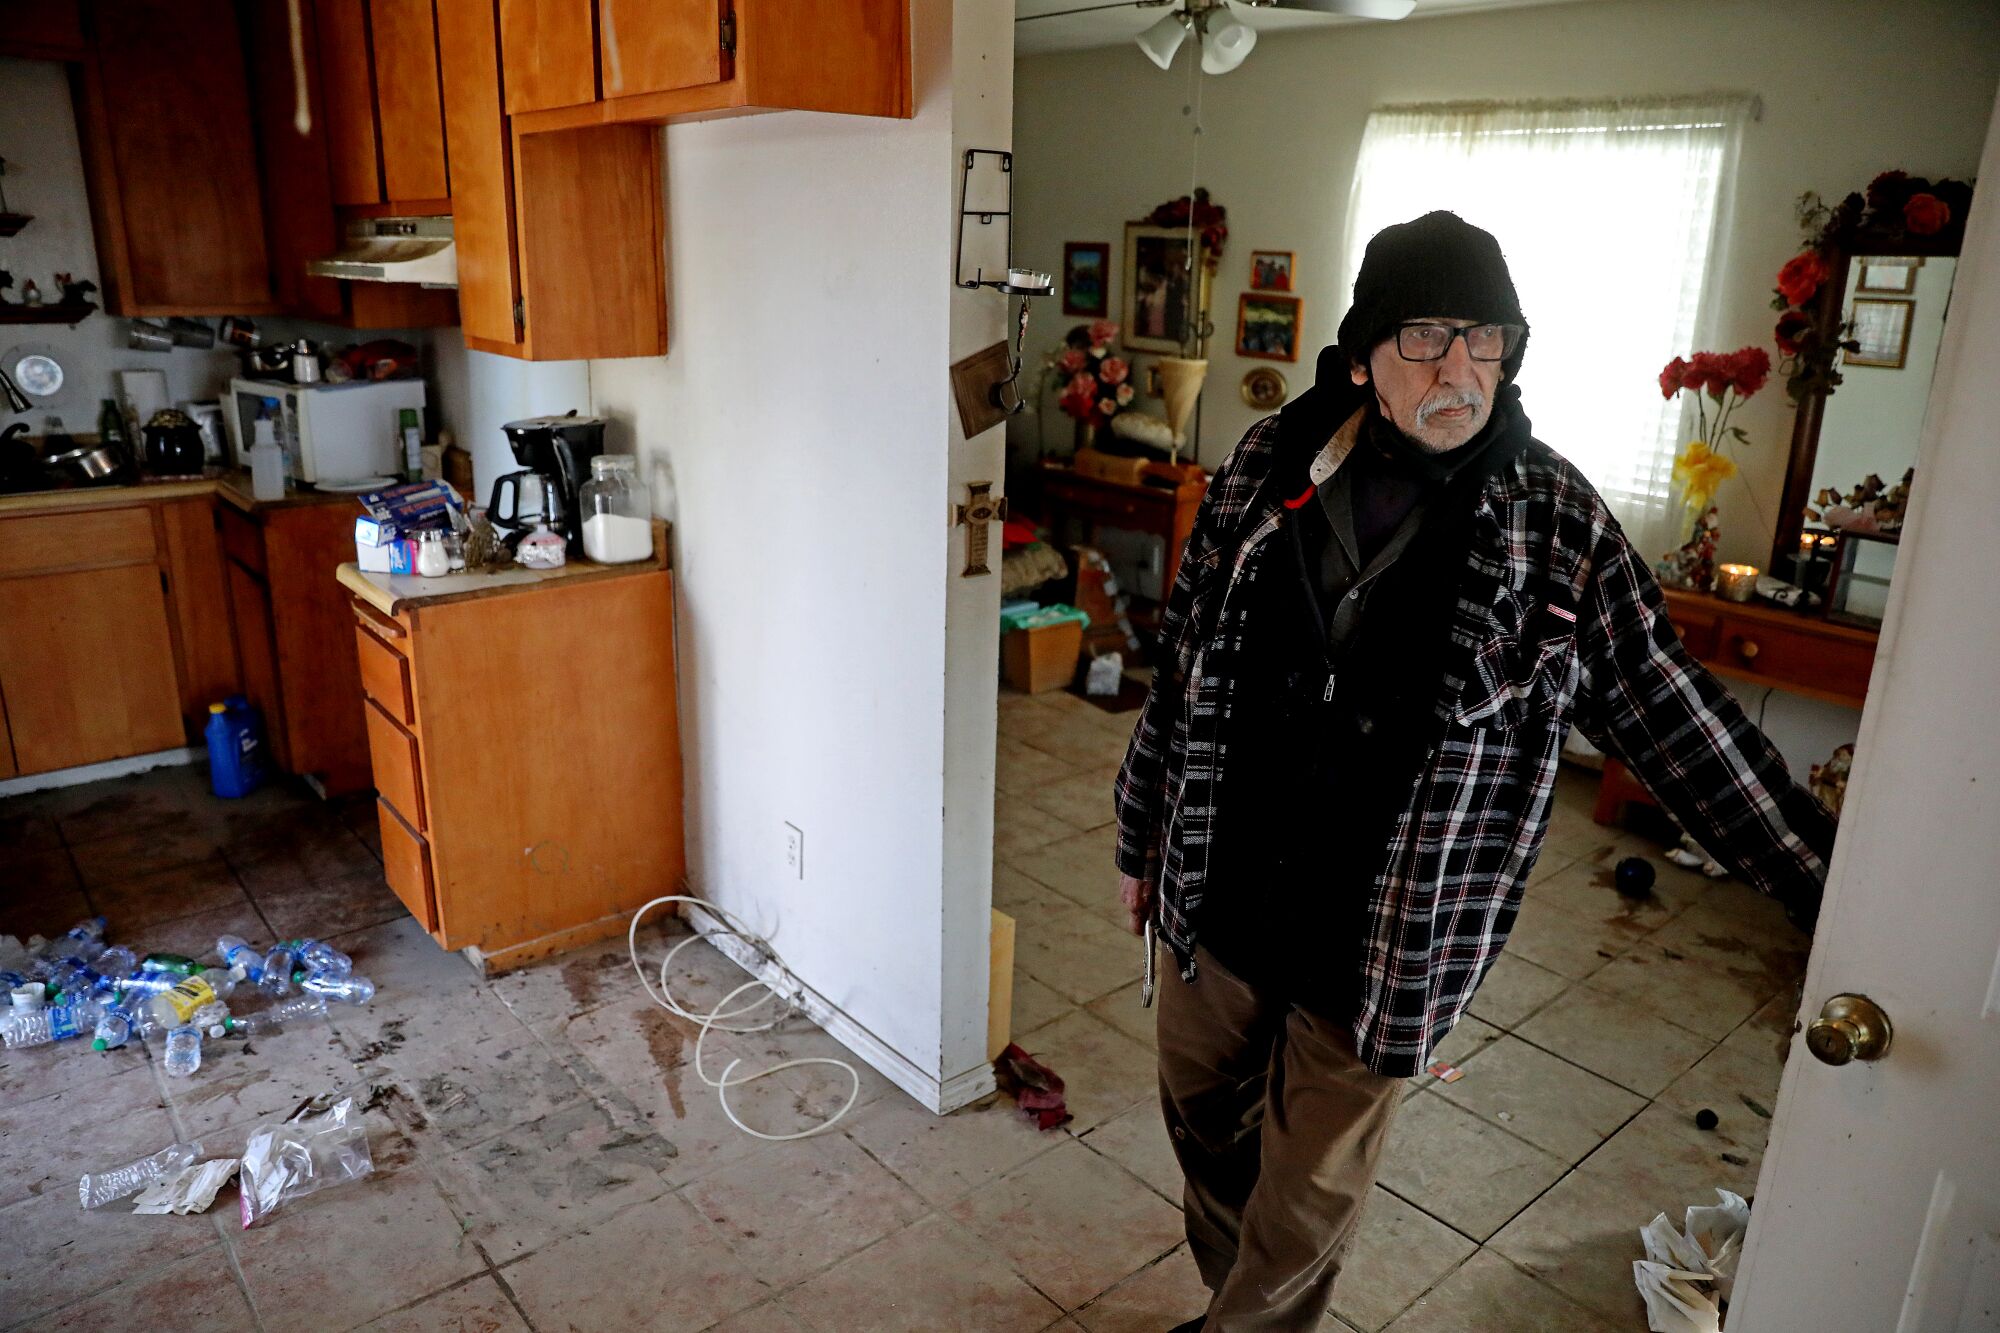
xmin=1240 ymin=366 xmax=1288 ymax=411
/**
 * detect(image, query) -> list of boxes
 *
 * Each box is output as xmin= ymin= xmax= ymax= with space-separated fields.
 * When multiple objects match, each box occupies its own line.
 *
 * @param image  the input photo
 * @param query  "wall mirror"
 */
xmin=1771 ymin=175 xmax=1972 ymax=626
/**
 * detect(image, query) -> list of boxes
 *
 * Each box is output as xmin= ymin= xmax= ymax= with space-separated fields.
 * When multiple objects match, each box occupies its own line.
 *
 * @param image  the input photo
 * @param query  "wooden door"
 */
xmin=0 ymin=0 xmax=84 ymax=59
xmin=314 ymin=0 xmax=384 ymax=205
xmin=1732 ymin=88 xmax=2000 ymax=1330
xmin=225 ymin=558 xmax=290 ymax=773
xmin=436 ymin=0 xmax=523 ymax=347
xmin=498 ymin=0 xmax=597 ymax=113
xmin=75 ymin=0 xmax=276 ymax=315
xmin=247 ymin=0 xmax=347 ymax=320
xmin=0 ymin=566 xmax=185 ymax=775
xmin=597 ymin=0 xmax=721 ymax=99
xmin=371 ymin=0 xmax=452 ymax=203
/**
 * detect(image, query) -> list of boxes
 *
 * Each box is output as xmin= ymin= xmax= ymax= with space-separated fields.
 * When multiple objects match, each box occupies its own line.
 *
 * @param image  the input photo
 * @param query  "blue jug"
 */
xmin=204 ymin=697 xmax=265 ymax=798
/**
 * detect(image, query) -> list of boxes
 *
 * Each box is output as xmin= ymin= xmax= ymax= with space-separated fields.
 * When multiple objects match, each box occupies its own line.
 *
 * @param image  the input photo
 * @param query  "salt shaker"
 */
xmin=414 ymin=530 xmax=450 ymax=578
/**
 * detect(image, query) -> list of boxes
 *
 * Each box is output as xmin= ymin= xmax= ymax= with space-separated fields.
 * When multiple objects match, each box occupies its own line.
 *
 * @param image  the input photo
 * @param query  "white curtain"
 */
xmin=1341 ymin=96 xmax=1753 ymax=559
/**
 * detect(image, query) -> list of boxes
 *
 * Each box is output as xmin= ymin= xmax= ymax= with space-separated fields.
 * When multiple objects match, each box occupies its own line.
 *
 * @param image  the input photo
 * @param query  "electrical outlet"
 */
xmin=784 ymin=822 xmax=804 ymax=880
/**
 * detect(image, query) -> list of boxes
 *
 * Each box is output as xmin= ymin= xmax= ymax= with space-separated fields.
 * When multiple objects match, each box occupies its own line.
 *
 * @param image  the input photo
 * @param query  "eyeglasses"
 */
xmin=1395 ymin=322 xmax=1526 ymax=363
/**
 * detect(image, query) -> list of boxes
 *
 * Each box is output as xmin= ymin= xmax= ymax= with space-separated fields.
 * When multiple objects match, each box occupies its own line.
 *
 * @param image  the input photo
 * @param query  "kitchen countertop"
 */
xmin=0 ymin=469 xmax=364 ymax=518
xmin=338 ymin=520 xmax=673 ymax=616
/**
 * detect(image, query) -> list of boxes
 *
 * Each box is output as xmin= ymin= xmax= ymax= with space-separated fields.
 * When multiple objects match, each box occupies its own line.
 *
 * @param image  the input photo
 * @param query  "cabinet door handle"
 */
xmin=352 ymin=602 xmax=407 ymax=640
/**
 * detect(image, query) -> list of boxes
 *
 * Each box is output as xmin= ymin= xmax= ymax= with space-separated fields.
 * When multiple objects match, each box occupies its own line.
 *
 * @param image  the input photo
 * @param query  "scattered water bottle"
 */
xmin=79 ymin=1141 xmax=202 ymax=1209
xmin=91 ymin=1011 xmax=131 ymax=1052
xmin=35 ymin=919 xmax=107 ymax=964
xmin=212 ymin=993 xmax=329 ymax=1039
xmin=91 ymin=945 xmax=138 ymax=982
xmin=216 ymin=935 xmax=265 ymax=982
xmin=300 ymin=971 xmax=375 ymax=1005
xmin=258 ymin=945 xmax=296 ymax=997
xmin=288 ymin=939 xmax=352 ymax=977
xmin=113 ymin=972 xmax=180 ymax=997
xmin=2 ymin=997 xmax=106 ymax=1049
xmin=162 ymin=1026 xmax=203 ymax=1077
xmin=146 ymin=968 xmax=239 ymax=1030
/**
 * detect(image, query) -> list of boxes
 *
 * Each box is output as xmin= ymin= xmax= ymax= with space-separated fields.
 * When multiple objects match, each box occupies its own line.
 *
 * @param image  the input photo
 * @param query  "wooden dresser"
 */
xmin=1593 ymin=588 xmax=1878 ymax=823
xmin=337 ymin=532 xmax=685 ymax=972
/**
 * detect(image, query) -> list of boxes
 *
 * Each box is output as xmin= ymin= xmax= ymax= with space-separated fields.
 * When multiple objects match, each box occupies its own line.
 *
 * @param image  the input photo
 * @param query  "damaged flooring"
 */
xmin=0 ymin=692 xmax=1809 ymax=1330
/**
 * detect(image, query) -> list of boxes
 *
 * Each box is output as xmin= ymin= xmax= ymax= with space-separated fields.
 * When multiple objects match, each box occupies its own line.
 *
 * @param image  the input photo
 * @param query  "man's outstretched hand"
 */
xmin=1118 ymin=873 xmax=1155 ymax=937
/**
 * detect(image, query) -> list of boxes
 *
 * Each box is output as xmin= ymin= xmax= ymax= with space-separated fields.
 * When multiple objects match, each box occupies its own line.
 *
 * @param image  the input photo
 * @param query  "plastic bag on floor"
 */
xmin=1084 ymin=652 xmax=1124 ymax=697
xmin=239 ymin=1095 xmax=373 ymax=1228
xmin=1634 ymin=1189 xmax=1750 ymax=1331
xmin=132 ymin=1158 xmax=240 ymax=1215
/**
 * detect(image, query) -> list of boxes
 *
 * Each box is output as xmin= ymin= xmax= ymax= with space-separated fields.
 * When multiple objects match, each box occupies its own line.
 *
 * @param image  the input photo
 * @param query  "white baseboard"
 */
xmin=699 ymin=928 xmax=996 ymax=1116
xmin=0 ymin=747 xmax=197 ymax=799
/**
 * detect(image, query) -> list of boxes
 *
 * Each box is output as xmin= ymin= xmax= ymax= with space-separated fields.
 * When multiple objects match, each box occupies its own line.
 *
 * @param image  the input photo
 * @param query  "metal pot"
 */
xmin=243 ymin=345 xmax=293 ymax=379
xmin=142 ymin=410 xmax=205 ymax=476
xmin=46 ymin=441 xmax=129 ymax=484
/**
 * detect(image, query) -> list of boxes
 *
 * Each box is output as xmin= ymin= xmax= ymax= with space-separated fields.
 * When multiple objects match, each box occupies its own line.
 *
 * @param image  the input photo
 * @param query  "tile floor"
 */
xmin=0 ymin=693 xmax=1810 ymax=1332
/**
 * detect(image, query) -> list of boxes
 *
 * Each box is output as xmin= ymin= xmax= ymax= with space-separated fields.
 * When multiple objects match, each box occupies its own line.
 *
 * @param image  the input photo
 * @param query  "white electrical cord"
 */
xmin=626 ymin=895 xmax=861 ymax=1141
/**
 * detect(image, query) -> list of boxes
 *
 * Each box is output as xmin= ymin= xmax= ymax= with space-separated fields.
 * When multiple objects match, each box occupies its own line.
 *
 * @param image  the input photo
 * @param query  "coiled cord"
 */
xmin=626 ymin=896 xmax=860 ymax=1141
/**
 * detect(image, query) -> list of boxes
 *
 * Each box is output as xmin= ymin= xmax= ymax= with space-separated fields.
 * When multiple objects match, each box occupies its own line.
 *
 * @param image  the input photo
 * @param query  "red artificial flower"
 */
xmin=1725 ymin=346 xmax=1770 ymax=397
xmin=1659 ymin=356 xmax=1689 ymax=399
xmin=1087 ymin=319 xmax=1120 ymax=347
xmin=1904 ymin=193 xmax=1951 ymax=235
xmin=1685 ymin=351 xmax=1729 ymax=399
xmin=1055 ymin=347 xmax=1087 ymax=376
xmin=1100 ymin=356 xmax=1130 ymax=385
xmin=1776 ymin=251 xmax=1831 ymax=307
xmin=1775 ymin=311 xmax=1812 ymax=356
xmin=1866 ymin=170 xmax=1910 ymax=211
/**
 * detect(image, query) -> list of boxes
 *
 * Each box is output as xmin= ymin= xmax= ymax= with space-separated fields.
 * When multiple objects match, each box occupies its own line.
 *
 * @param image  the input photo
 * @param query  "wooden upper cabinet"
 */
xmin=0 ymin=0 xmax=85 ymax=59
xmin=499 ymin=0 xmax=597 ymax=113
xmin=598 ymin=0 xmax=722 ymax=99
xmin=315 ymin=0 xmax=384 ymax=205
xmin=74 ymin=0 xmax=277 ymax=315
xmin=436 ymin=0 xmax=523 ymax=346
xmin=246 ymin=0 xmax=346 ymax=321
xmin=372 ymin=0 xmax=453 ymax=202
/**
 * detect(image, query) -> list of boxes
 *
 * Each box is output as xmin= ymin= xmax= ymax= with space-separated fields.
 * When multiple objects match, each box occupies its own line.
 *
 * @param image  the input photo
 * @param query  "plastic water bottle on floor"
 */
xmin=91 ymin=1011 xmax=131 ymax=1052
xmin=139 ymin=952 xmax=202 ymax=978
xmin=1 ymin=997 xmax=107 ymax=1049
xmin=146 ymin=967 xmax=239 ymax=1030
xmin=258 ymin=944 xmax=296 ymax=997
xmin=299 ymin=971 xmax=375 ymax=1005
xmin=288 ymin=939 xmax=352 ymax=977
xmin=79 ymin=1141 xmax=202 ymax=1209
xmin=211 ymin=993 xmax=329 ymax=1039
xmin=163 ymin=1026 xmax=203 ymax=1077
xmin=216 ymin=935 xmax=265 ymax=983
xmin=35 ymin=919 xmax=107 ymax=964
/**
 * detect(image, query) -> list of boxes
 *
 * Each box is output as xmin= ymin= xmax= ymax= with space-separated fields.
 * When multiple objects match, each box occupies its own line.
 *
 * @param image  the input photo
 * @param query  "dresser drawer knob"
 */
xmin=1736 ymin=637 xmax=1761 ymax=662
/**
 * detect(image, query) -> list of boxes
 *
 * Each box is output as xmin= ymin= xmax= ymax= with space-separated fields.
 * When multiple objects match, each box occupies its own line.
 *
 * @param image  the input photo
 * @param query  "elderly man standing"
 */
xmin=1113 ymin=211 xmax=1834 ymax=1332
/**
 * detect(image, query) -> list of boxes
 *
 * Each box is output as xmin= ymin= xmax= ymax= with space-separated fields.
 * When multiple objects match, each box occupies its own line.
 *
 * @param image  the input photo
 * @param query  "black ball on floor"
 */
xmin=1614 ymin=856 xmax=1656 ymax=899
xmin=1695 ymin=1108 xmax=1719 ymax=1131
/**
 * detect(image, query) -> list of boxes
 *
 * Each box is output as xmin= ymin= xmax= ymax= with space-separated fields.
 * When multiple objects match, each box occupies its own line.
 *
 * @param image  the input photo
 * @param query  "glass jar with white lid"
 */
xmin=579 ymin=455 xmax=653 ymax=564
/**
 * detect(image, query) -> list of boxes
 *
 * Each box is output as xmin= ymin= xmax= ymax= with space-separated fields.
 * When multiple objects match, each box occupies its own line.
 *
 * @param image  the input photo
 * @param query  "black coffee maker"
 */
xmin=490 ymin=412 xmax=606 ymax=549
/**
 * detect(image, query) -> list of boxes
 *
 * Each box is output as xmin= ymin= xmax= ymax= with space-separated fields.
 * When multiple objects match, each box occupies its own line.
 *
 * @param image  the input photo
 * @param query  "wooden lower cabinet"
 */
xmin=344 ymin=556 xmax=685 ymax=967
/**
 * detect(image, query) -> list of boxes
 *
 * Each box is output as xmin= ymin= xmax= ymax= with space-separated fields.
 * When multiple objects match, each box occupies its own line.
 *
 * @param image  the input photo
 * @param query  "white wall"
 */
xmin=434 ymin=0 xmax=1008 ymax=1111
xmin=1008 ymin=0 xmax=2000 ymax=572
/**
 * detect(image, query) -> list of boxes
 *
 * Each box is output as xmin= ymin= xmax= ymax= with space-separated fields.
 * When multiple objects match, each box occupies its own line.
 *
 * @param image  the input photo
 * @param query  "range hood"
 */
xmin=307 ymin=216 xmax=457 ymax=287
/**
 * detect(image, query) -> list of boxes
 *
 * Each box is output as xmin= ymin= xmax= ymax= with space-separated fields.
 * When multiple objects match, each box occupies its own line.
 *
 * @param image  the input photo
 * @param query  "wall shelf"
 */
xmin=0 ymin=300 xmax=99 ymax=326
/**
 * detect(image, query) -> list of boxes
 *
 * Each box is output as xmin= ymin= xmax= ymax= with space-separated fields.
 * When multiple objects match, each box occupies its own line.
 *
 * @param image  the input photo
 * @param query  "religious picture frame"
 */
xmin=1249 ymin=250 xmax=1294 ymax=293
xmin=1235 ymin=293 xmax=1303 ymax=363
xmin=1123 ymin=223 xmax=1215 ymax=356
xmin=1857 ymin=256 xmax=1922 ymax=295
xmin=1062 ymin=242 xmax=1110 ymax=317
xmin=1847 ymin=298 xmax=1914 ymax=369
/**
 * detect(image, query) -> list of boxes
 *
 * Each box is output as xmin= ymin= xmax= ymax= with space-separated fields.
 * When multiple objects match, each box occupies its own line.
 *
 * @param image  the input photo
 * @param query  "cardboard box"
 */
xmin=1003 ymin=618 xmax=1083 ymax=694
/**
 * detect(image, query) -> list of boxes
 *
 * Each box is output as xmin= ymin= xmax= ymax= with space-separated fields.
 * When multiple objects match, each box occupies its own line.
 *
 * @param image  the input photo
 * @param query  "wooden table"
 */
xmin=1593 ymin=587 xmax=1879 ymax=823
xmin=1035 ymin=462 xmax=1207 ymax=595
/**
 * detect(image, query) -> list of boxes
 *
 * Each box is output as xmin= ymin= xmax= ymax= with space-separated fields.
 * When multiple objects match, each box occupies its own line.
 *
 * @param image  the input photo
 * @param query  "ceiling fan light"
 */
xmin=1201 ymin=13 xmax=1257 ymax=74
xmin=1136 ymin=13 xmax=1189 ymax=69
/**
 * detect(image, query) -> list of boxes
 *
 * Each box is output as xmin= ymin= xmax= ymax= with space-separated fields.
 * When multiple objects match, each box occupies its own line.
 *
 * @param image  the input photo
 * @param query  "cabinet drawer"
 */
xmin=1713 ymin=615 xmax=1876 ymax=702
xmin=363 ymin=698 xmax=426 ymax=831
xmin=0 ymin=506 xmax=157 ymax=575
xmin=354 ymin=621 xmax=415 ymax=724
xmin=218 ymin=505 xmax=265 ymax=576
xmin=377 ymin=797 xmax=438 ymax=931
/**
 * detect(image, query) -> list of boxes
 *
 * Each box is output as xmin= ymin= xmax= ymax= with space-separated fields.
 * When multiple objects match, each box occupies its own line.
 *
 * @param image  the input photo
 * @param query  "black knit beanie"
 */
xmin=1336 ymin=211 xmax=1529 ymax=381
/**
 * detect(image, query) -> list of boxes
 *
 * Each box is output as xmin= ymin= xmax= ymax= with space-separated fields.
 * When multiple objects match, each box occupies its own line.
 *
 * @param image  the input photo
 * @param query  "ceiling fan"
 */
xmin=1020 ymin=0 xmax=1418 ymax=74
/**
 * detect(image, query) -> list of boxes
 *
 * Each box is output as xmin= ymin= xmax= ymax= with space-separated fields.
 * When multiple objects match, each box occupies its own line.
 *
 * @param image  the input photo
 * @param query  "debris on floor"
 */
xmin=993 ymin=1041 xmax=1071 ymax=1130
xmin=1425 ymin=1059 xmax=1465 ymax=1083
xmin=1634 ymin=1188 xmax=1749 ymax=1332
xmin=240 ymin=1095 xmax=373 ymax=1227
xmin=132 ymin=1157 xmax=240 ymax=1216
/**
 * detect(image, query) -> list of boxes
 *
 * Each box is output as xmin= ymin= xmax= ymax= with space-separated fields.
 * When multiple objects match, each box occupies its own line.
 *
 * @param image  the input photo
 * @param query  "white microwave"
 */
xmin=223 ymin=378 xmax=428 ymax=485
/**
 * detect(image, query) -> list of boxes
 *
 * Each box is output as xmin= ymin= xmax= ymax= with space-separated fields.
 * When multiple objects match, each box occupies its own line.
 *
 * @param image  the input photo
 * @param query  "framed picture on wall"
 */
xmin=1062 ymin=242 xmax=1110 ymax=316
xmin=1122 ymin=224 xmax=1214 ymax=355
xmin=1847 ymin=298 xmax=1914 ymax=368
xmin=1857 ymin=256 xmax=1922 ymax=294
xmin=1249 ymin=250 xmax=1294 ymax=293
xmin=1235 ymin=293 xmax=1303 ymax=362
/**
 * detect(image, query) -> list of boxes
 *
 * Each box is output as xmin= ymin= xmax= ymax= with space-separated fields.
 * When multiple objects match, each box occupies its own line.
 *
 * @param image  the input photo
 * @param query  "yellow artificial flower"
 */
xmin=1674 ymin=440 xmax=1737 ymax=510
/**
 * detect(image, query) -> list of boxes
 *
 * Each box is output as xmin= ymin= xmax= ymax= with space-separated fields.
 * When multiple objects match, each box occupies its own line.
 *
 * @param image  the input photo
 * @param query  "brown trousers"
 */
xmin=1156 ymin=946 xmax=1403 ymax=1332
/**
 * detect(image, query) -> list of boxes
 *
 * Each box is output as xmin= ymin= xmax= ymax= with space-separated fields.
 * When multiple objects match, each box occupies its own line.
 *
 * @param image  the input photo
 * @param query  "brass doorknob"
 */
xmin=1806 ymin=993 xmax=1893 ymax=1066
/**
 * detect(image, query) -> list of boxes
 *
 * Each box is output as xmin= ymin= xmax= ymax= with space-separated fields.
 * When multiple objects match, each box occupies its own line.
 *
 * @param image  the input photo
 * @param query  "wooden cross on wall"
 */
xmin=954 ymin=482 xmax=1008 ymax=578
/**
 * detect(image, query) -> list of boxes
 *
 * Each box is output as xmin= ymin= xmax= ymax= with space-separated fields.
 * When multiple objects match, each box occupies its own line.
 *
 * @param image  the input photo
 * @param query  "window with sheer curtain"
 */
xmin=1342 ymin=96 xmax=1753 ymax=558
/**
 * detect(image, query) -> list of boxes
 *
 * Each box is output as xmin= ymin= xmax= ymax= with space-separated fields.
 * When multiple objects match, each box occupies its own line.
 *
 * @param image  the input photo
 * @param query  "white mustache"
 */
xmin=1415 ymin=387 xmax=1486 ymax=427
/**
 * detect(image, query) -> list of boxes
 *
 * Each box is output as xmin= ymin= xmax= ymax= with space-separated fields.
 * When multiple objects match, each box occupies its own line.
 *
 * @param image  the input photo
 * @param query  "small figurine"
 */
xmin=54 ymin=273 xmax=97 ymax=307
xmin=19 ymin=278 xmax=41 ymax=306
xmin=0 ymin=269 xmax=12 ymax=306
xmin=1656 ymin=507 xmax=1721 ymax=591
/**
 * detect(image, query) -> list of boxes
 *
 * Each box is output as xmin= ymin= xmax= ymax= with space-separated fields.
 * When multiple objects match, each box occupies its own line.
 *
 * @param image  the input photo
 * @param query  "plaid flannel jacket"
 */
xmin=1114 ymin=407 xmax=1836 ymax=1077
